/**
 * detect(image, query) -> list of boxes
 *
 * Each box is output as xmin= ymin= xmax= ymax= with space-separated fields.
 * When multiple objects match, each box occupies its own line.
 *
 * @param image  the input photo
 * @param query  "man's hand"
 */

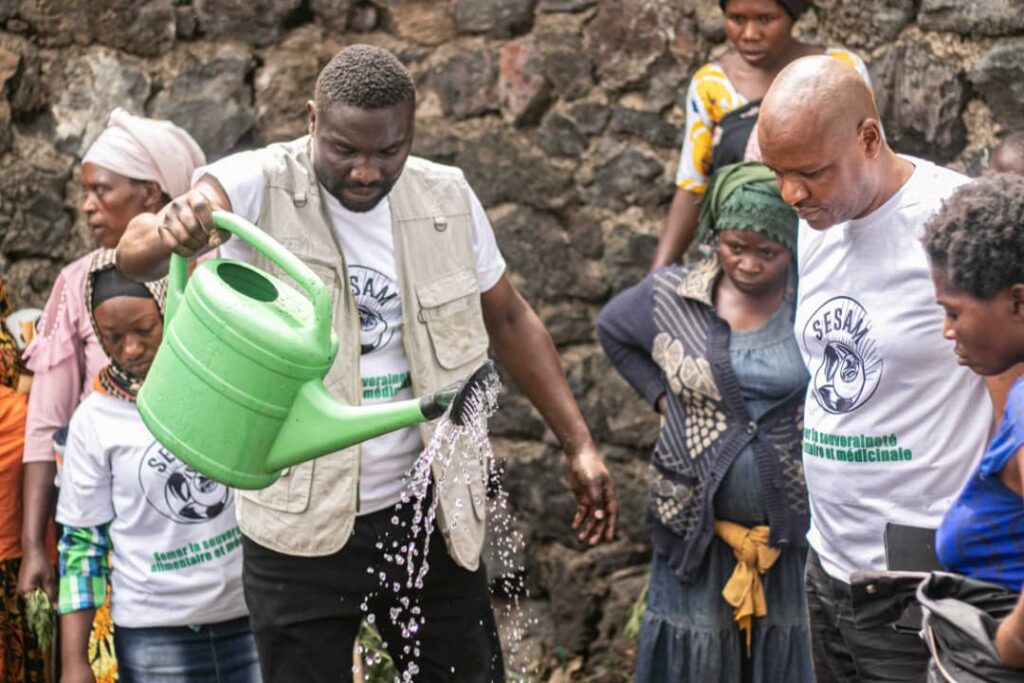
xmin=157 ymin=188 xmax=228 ymax=258
xmin=565 ymin=442 xmax=618 ymax=546
xmin=17 ymin=547 xmax=56 ymax=608
xmin=118 ymin=175 xmax=233 ymax=281
xmin=482 ymin=277 xmax=620 ymax=548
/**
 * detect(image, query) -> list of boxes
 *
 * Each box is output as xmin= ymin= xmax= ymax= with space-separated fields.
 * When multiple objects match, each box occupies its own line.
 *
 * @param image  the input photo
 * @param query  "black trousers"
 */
xmin=805 ymin=548 xmax=930 ymax=683
xmin=241 ymin=500 xmax=504 ymax=683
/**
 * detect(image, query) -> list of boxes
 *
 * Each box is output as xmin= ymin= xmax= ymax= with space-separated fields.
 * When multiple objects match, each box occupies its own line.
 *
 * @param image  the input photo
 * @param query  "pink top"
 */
xmin=22 ymin=251 xmax=108 ymax=463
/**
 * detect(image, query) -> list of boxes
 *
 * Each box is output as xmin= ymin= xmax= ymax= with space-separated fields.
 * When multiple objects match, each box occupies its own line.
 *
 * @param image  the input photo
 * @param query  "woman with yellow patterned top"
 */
xmin=650 ymin=0 xmax=871 ymax=270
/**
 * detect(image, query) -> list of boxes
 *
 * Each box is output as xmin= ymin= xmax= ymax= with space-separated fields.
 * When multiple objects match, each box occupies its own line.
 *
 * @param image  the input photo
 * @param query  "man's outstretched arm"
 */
xmin=481 ymin=275 xmax=618 ymax=546
xmin=117 ymin=175 xmax=232 ymax=281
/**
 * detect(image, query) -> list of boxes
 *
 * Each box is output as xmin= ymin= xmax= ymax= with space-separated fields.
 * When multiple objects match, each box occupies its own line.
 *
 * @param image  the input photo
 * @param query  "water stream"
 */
xmin=355 ymin=370 xmax=536 ymax=681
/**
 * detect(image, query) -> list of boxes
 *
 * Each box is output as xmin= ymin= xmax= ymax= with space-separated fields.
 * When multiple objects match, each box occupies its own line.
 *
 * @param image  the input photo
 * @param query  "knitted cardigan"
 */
xmin=600 ymin=258 xmax=809 ymax=582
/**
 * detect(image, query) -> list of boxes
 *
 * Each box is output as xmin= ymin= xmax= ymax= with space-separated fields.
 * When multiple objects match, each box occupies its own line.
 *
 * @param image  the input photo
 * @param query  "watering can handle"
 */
xmin=165 ymin=211 xmax=333 ymax=345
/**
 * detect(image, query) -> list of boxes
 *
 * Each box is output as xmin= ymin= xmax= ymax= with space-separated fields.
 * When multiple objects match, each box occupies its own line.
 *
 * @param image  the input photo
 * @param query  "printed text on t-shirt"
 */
xmin=150 ymin=527 xmax=242 ymax=573
xmin=362 ymin=372 xmax=411 ymax=400
xmin=802 ymin=428 xmax=913 ymax=463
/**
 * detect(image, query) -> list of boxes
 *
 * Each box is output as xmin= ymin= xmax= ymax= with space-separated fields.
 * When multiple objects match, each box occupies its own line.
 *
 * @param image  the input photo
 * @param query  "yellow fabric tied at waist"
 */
xmin=714 ymin=520 xmax=781 ymax=655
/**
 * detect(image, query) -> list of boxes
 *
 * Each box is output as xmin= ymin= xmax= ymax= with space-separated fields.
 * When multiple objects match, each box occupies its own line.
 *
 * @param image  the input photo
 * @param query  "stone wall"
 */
xmin=2 ymin=0 xmax=1023 ymax=679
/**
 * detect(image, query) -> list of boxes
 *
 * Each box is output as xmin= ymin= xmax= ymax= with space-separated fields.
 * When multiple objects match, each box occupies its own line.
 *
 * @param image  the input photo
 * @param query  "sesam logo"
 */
xmin=139 ymin=442 xmax=232 ymax=524
xmin=348 ymin=265 xmax=402 ymax=354
xmin=803 ymin=296 xmax=882 ymax=414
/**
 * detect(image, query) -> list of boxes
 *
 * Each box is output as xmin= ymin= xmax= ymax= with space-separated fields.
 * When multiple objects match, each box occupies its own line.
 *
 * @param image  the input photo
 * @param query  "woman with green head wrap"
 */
xmin=598 ymin=163 xmax=813 ymax=681
xmin=696 ymin=161 xmax=798 ymax=250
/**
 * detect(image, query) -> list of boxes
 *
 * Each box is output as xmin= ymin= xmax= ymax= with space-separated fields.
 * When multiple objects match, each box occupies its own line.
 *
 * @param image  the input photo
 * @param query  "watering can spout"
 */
xmin=265 ymin=381 xmax=429 ymax=472
xmin=264 ymin=361 xmax=497 ymax=473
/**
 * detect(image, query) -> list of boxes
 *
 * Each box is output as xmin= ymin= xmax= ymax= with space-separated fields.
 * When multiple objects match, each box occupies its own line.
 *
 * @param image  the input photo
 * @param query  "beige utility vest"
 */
xmin=235 ymin=136 xmax=491 ymax=570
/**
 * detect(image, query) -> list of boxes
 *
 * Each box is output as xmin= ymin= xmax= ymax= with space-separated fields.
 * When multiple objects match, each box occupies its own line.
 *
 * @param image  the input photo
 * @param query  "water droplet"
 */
xmin=363 ymin=368 xmax=509 ymax=671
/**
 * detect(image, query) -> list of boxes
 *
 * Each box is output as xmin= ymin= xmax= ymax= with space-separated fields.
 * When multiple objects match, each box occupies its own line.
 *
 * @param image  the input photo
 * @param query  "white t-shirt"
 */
xmin=795 ymin=156 xmax=992 ymax=582
xmin=194 ymin=151 xmax=506 ymax=514
xmin=56 ymin=392 xmax=248 ymax=628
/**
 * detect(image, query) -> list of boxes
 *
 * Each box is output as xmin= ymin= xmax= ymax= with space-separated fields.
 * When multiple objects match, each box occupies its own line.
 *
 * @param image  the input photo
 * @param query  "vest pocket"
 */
xmin=239 ymin=461 xmax=314 ymax=513
xmin=462 ymin=447 xmax=488 ymax=522
xmin=436 ymin=440 xmax=488 ymax=568
xmin=415 ymin=269 xmax=489 ymax=370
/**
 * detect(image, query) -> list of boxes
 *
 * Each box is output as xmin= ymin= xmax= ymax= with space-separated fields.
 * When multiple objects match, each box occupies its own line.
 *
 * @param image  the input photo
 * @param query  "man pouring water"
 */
xmin=116 ymin=44 xmax=618 ymax=682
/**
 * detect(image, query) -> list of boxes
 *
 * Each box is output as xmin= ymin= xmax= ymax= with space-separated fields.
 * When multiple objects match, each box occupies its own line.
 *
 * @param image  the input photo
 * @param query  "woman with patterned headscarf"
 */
xmin=55 ymin=253 xmax=257 ymax=682
xmin=649 ymin=0 xmax=872 ymax=270
xmin=599 ymin=163 xmax=812 ymax=681
xmin=17 ymin=109 xmax=204 ymax=680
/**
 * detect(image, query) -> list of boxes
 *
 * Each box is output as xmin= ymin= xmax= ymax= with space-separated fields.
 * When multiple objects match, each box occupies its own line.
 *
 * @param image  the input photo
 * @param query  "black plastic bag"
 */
xmin=916 ymin=572 xmax=1023 ymax=683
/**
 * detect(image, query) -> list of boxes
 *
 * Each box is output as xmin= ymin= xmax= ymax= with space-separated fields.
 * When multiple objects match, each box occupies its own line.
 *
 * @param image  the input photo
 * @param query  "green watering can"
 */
xmin=137 ymin=211 xmax=495 ymax=490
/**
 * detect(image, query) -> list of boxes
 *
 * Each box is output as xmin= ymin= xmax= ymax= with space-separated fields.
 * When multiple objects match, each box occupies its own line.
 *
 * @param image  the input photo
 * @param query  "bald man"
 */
xmin=758 ymin=56 xmax=992 ymax=682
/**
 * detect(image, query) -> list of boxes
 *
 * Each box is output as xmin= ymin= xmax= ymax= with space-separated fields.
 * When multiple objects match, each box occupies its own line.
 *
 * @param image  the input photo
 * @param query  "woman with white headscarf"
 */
xmin=16 ymin=108 xmax=204 ymax=678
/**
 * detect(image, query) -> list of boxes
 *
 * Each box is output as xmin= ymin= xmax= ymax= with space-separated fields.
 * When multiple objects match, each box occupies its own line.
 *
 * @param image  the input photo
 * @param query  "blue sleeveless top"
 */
xmin=935 ymin=378 xmax=1024 ymax=591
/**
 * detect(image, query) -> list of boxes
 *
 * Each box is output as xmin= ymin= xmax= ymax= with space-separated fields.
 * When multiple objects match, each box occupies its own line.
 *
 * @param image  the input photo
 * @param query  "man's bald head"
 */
xmin=758 ymin=55 xmax=893 ymax=230
xmin=760 ymin=55 xmax=878 ymax=146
